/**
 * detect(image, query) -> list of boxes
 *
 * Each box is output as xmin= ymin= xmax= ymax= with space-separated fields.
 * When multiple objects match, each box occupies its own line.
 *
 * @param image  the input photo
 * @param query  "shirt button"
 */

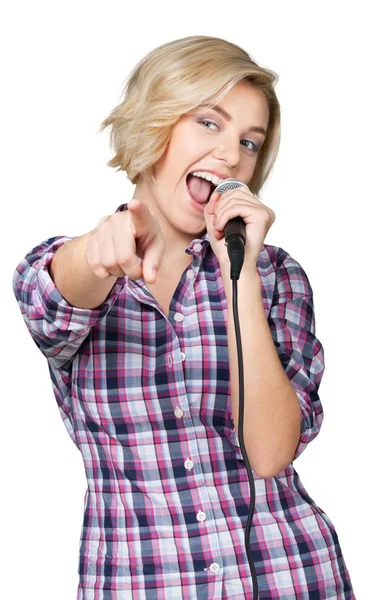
xmin=184 ymin=458 xmax=194 ymax=470
xmin=168 ymin=355 xmax=173 ymax=367
xmin=174 ymin=406 xmax=184 ymax=418
xmin=193 ymin=243 xmax=202 ymax=252
xmin=180 ymin=352 xmax=186 ymax=361
xmin=174 ymin=312 xmax=184 ymax=322
xmin=186 ymin=269 xmax=194 ymax=279
xmin=209 ymin=562 xmax=220 ymax=573
xmin=196 ymin=510 xmax=206 ymax=522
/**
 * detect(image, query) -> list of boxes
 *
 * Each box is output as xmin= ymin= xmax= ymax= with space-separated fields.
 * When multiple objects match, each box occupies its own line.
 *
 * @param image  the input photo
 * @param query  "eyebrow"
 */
xmin=202 ymin=103 xmax=267 ymax=137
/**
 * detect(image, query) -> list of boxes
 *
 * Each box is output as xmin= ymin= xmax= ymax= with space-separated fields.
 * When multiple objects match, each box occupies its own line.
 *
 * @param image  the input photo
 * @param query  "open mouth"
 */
xmin=186 ymin=173 xmax=217 ymax=205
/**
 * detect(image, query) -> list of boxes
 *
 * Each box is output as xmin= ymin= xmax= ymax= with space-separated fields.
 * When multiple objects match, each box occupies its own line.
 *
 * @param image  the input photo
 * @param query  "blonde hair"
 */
xmin=99 ymin=35 xmax=280 ymax=195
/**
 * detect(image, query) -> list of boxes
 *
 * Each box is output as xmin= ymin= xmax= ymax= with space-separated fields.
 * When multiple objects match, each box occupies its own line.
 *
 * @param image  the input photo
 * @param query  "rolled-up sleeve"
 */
xmin=12 ymin=235 xmax=125 ymax=369
xmin=268 ymin=249 xmax=325 ymax=461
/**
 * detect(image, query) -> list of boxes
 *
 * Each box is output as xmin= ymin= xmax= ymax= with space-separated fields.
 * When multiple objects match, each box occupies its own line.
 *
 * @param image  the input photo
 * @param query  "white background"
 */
xmin=2 ymin=1 xmax=365 ymax=597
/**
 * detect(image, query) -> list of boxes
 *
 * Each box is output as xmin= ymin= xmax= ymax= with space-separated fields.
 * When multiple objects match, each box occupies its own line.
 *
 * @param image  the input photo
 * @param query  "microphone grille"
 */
xmin=215 ymin=178 xmax=249 ymax=194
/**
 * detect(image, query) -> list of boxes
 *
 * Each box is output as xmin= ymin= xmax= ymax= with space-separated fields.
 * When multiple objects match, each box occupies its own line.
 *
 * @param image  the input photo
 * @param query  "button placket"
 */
xmin=178 ymin=387 xmax=222 ymax=579
xmin=181 ymin=428 xmax=222 ymax=577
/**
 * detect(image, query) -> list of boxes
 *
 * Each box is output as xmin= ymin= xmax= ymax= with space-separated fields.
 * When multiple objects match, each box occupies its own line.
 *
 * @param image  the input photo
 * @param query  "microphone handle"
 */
xmin=224 ymin=216 xmax=246 ymax=244
xmin=224 ymin=217 xmax=245 ymax=280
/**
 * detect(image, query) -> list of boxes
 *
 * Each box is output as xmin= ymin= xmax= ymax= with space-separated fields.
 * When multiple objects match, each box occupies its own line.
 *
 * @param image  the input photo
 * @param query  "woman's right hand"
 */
xmin=86 ymin=199 xmax=165 ymax=284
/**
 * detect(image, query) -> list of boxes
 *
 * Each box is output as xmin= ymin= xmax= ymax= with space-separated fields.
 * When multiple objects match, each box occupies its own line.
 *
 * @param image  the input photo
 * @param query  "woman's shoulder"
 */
xmin=262 ymin=243 xmax=314 ymax=297
xmin=263 ymin=243 xmax=308 ymax=273
xmin=262 ymin=243 xmax=292 ymax=267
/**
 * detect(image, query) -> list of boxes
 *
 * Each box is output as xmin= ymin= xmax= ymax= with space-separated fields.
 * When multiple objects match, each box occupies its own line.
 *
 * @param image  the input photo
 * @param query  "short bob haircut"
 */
xmin=99 ymin=35 xmax=280 ymax=196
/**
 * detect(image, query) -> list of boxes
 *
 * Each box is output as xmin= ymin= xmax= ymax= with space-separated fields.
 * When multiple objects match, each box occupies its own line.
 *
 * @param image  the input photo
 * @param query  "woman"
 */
xmin=13 ymin=35 xmax=355 ymax=599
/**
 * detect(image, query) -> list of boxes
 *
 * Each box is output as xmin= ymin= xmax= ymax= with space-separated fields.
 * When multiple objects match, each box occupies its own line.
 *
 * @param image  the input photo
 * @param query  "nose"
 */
xmin=212 ymin=134 xmax=241 ymax=169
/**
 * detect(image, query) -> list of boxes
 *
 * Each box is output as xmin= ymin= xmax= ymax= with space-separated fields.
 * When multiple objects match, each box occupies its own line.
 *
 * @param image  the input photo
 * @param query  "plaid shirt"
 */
xmin=13 ymin=204 xmax=355 ymax=599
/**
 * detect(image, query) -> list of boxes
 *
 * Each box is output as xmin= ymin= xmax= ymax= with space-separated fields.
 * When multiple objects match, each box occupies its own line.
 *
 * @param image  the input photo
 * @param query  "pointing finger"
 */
xmin=127 ymin=199 xmax=154 ymax=235
xmin=141 ymin=234 xmax=165 ymax=283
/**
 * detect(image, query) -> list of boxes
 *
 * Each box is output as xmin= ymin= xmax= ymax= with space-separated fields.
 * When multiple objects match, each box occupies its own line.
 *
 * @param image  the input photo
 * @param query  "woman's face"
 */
xmin=134 ymin=80 xmax=270 ymax=243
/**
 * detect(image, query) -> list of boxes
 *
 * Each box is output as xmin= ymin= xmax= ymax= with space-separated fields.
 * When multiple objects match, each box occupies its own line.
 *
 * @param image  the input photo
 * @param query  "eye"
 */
xmin=199 ymin=119 xmax=218 ymax=130
xmin=241 ymin=139 xmax=260 ymax=153
xmin=198 ymin=119 xmax=260 ymax=153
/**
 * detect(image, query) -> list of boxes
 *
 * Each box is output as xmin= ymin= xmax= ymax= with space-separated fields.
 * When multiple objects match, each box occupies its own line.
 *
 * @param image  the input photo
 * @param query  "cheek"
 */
xmin=162 ymin=122 xmax=212 ymax=175
xmin=172 ymin=131 xmax=199 ymax=159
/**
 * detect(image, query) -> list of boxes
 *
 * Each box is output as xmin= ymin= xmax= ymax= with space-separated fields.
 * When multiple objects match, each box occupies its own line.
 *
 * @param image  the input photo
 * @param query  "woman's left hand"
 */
xmin=203 ymin=185 xmax=276 ymax=271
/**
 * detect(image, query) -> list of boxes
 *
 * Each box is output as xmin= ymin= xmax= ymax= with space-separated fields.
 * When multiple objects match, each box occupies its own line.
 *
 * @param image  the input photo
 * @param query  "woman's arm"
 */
xmin=13 ymin=235 xmax=124 ymax=369
xmin=222 ymin=266 xmax=301 ymax=478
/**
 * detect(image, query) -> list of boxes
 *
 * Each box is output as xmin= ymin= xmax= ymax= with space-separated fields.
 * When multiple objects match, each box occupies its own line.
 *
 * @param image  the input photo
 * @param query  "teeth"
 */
xmin=190 ymin=171 xmax=224 ymax=186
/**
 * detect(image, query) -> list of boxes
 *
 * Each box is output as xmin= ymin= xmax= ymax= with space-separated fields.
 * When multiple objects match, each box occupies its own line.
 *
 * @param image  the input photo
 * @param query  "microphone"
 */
xmin=214 ymin=178 xmax=248 ymax=280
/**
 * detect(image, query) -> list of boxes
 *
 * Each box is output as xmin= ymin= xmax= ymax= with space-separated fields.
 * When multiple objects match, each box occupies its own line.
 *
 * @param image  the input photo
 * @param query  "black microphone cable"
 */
xmin=214 ymin=178 xmax=259 ymax=599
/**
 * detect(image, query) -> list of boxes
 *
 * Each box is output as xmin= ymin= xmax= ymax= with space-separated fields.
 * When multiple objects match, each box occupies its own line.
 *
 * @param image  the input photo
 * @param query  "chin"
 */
xmin=174 ymin=219 xmax=204 ymax=240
